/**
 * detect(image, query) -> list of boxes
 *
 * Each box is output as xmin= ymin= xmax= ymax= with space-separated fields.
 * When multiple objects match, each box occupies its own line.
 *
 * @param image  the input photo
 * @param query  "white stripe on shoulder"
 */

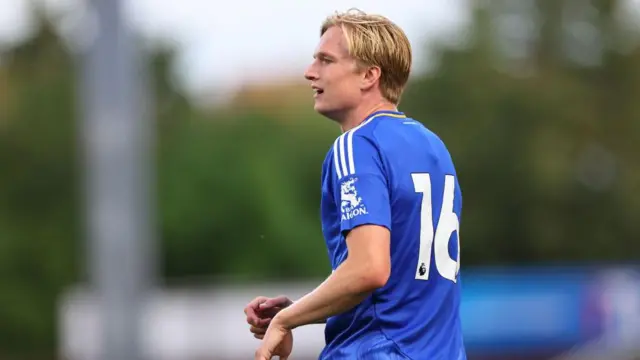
xmin=332 ymin=137 xmax=342 ymax=179
xmin=338 ymin=133 xmax=348 ymax=176
xmin=345 ymin=117 xmax=376 ymax=176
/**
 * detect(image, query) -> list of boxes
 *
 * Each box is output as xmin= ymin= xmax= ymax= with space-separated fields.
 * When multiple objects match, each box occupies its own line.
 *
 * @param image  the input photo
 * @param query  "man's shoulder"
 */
xmin=373 ymin=115 xmax=447 ymax=150
xmin=329 ymin=123 xmax=383 ymax=159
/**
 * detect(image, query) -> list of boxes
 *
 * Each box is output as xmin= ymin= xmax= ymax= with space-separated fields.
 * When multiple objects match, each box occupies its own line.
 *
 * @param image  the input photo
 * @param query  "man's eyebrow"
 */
xmin=314 ymin=51 xmax=337 ymax=60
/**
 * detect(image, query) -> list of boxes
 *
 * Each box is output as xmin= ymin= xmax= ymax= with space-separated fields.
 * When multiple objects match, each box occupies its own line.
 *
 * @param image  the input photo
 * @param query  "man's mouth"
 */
xmin=312 ymin=86 xmax=324 ymax=96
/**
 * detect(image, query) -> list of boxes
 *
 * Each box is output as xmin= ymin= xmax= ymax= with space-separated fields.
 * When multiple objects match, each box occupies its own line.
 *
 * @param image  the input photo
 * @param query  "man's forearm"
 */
xmin=275 ymin=261 xmax=379 ymax=330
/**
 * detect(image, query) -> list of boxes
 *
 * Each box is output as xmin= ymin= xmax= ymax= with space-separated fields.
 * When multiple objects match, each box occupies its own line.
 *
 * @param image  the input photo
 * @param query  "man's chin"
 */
xmin=313 ymin=101 xmax=324 ymax=111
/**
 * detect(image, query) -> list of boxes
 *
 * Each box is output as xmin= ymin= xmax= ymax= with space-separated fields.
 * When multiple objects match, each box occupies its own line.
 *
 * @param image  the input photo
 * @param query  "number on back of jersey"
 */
xmin=411 ymin=173 xmax=461 ymax=282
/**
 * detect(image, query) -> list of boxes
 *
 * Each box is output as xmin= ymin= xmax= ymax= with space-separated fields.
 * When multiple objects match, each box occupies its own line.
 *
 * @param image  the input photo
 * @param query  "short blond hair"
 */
xmin=321 ymin=9 xmax=412 ymax=105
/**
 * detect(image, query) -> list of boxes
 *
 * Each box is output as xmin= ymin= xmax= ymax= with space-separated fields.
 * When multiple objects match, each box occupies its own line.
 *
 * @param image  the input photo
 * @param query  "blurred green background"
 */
xmin=0 ymin=0 xmax=639 ymax=358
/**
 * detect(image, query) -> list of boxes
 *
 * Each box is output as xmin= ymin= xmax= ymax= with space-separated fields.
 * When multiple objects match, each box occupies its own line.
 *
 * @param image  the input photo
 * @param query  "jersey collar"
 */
xmin=364 ymin=110 xmax=406 ymax=121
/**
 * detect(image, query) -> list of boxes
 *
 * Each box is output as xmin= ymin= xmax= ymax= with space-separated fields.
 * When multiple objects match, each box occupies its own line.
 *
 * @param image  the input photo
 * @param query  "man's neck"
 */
xmin=340 ymin=102 xmax=398 ymax=133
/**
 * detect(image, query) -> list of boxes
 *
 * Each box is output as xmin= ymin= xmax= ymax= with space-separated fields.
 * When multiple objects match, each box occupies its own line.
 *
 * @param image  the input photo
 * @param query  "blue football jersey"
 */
xmin=319 ymin=110 xmax=466 ymax=360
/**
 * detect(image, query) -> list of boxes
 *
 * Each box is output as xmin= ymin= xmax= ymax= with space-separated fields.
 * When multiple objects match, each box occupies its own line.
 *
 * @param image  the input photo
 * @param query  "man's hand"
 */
xmin=254 ymin=315 xmax=293 ymax=360
xmin=267 ymin=225 xmax=391 ymax=331
xmin=244 ymin=296 xmax=293 ymax=339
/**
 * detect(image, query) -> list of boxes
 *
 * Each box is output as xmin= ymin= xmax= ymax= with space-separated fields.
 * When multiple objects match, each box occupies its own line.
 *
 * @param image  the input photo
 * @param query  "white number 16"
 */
xmin=411 ymin=173 xmax=461 ymax=283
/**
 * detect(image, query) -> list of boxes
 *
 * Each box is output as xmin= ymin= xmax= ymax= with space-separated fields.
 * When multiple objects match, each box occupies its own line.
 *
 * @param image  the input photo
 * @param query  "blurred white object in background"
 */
xmin=59 ymin=282 xmax=327 ymax=360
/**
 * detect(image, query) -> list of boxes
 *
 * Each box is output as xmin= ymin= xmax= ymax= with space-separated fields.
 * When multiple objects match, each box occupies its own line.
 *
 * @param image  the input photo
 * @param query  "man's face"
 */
xmin=304 ymin=26 xmax=363 ymax=119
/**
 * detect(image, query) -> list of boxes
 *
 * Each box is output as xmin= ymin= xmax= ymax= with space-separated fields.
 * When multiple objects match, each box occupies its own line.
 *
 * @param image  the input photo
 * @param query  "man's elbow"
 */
xmin=354 ymin=261 xmax=390 ymax=292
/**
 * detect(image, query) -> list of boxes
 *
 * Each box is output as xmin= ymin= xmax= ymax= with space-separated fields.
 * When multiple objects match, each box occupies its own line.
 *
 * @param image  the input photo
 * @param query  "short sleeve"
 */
xmin=332 ymin=133 xmax=391 ymax=235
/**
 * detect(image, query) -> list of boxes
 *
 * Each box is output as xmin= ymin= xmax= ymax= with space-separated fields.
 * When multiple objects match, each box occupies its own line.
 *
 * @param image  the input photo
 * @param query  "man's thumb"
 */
xmin=258 ymin=301 xmax=271 ymax=309
xmin=260 ymin=299 xmax=279 ymax=309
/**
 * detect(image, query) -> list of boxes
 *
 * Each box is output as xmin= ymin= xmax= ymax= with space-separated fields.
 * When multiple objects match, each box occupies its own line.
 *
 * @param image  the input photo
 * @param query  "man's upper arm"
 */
xmin=331 ymin=132 xmax=392 ymax=287
xmin=332 ymin=133 xmax=391 ymax=236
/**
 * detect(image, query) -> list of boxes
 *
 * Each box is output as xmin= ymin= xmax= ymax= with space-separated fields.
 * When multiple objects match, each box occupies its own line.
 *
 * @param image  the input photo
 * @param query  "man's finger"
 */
xmin=250 ymin=325 xmax=267 ymax=335
xmin=247 ymin=314 xmax=274 ymax=329
xmin=253 ymin=333 xmax=264 ymax=340
xmin=244 ymin=298 xmax=262 ymax=316
xmin=247 ymin=316 xmax=271 ymax=328
xmin=256 ymin=317 xmax=272 ymax=327
xmin=247 ymin=314 xmax=270 ymax=326
xmin=246 ymin=312 xmax=261 ymax=326
xmin=260 ymin=296 xmax=292 ymax=309
xmin=247 ymin=297 xmax=269 ymax=313
xmin=245 ymin=297 xmax=269 ymax=325
xmin=257 ymin=306 xmax=281 ymax=319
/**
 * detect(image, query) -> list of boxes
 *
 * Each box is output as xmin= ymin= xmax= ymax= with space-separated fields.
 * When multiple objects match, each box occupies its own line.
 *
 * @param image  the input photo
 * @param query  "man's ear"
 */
xmin=361 ymin=65 xmax=382 ymax=91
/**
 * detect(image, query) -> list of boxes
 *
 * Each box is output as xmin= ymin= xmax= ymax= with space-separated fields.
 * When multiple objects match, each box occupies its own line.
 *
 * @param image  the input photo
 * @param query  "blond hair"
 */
xmin=321 ymin=9 xmax=412 ymax=105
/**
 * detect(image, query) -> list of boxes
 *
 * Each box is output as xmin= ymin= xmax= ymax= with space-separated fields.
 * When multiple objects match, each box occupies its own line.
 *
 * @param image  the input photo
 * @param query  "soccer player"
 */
xmin=245 ymin=9 xmax=466 ymax=360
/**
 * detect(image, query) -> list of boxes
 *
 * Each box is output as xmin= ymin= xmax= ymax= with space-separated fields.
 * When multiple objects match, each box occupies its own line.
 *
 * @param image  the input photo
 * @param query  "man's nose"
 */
xmin=304 ymin=64 xmax=318 ymax=81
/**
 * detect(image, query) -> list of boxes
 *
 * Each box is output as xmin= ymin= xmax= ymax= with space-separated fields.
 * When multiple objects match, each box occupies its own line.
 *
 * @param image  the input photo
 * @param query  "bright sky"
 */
xmin=2 ymin=0 xmax=639 ymax=101
xmin=0 ymin=0 xmax=471 ymax=98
